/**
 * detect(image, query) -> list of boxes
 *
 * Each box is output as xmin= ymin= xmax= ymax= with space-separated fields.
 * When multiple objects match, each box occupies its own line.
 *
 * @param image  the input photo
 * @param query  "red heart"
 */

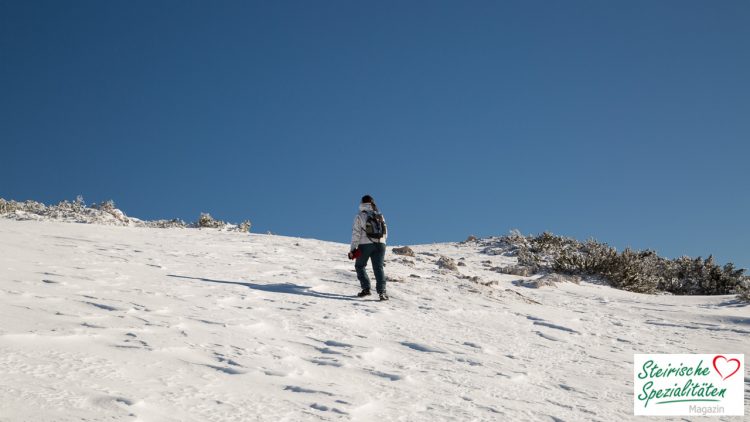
xmin=712 ymin=355 xmax=741 ymax=381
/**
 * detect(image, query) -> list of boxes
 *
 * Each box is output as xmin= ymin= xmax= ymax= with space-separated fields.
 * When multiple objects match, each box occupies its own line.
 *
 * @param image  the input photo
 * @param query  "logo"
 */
xmin=634 ymin=354 xmax=744 ymax=416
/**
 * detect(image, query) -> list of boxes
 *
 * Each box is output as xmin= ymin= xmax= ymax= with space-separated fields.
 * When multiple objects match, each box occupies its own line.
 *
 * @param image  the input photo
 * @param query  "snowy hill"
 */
xmin=0 ymin=219 xmax=748 ymax=421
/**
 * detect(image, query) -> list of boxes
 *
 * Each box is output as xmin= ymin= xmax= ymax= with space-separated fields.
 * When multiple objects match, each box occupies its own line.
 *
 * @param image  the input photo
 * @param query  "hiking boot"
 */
xmin=378 ymin=293 xmax=389 ymax=301
xmin=357 ymin=289 xmax=371 ymax=298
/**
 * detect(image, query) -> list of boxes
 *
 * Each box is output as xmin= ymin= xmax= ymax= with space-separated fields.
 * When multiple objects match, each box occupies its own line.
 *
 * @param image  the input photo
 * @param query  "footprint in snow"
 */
xmin=367 ymin=370 xmax=403 ymax=381
xmin=534 ymin=330 xmax=562 ymax=342
xmin=527 ymin=316 xmax=580 ymax=334
xmin=214 ymin=356 xmax=243 ymax=367
xmin=307 ymin=358 xmax=343 ymax=367
xmin=193 ymin=318 xmax=225 ymax=326
xmin=558 ymin=384 xmax=577 ymax=392
xmin=284 ymin=386 xmax=334 ymax=396
xmin=310 ymin=403 xmax=348 ymax=415
xmin=315 ymin=347 xmax=344 ymax=355
xmin=400 ymin=342 xmax=445 ymax=353
xmin=323 ymin=340 xmax=353 ymax=348
xmin=83 ymin=301 xmax=120 ymax=312
xmin=88 ymin=395 xmax=135 ymax=409
xmin=456 ymin=357 xmax=482 ymax=367
xmin=510 ymin=373 xmax=528 ymax=382
xmin=201 ymin=364 xmax=247 ymax=375
xmin=117 ymin=336 xmax=151 ymax=350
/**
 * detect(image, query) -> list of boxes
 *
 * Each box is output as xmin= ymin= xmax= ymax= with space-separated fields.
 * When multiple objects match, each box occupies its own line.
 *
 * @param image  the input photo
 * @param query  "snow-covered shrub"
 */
xmin=196 ymin=213 xmax=225 ymax=229
xmin=482 ymin=231 xmax=746 ymax=297
xmin=506 ymin=229 xmax=526 ymax=245
xmin=147 ymin=219 xmax=188 ymax=229
xmin=603 ymin=249 xmax=664 ymax=294
xmin=92 ymin=199 xmax=116 ymax=213
xmin=91 ymin=200 xmax=128 ymax=222
xmin=192 ymin=213 xmax=252 ymax=232
xmin=553 ymin=239 xmax=617 ymax=275
xmin=480 ymin=229 xmax=527 ymax=256
xmin=658 ymin=256 xmax=745 ymax=296
xmin=0 ymin=197 xmax=252 ymax=233
xmin=25 ymin=200 xmax=48 ymax=214
xmin=516 ymin=245 xmax=540 ymax=270
xmin=0 ymin=199 xmax=17 ymax=214
xmin=738 ymin=279 xmax=750 ymax=302
xmin=238 ymin=220 xmax=252 ymax=233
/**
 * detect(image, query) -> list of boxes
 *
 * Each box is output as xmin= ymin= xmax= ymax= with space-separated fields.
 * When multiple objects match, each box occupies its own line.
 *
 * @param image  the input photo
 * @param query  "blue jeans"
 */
xmin=355 ymin=243 xmax=386 ymax=294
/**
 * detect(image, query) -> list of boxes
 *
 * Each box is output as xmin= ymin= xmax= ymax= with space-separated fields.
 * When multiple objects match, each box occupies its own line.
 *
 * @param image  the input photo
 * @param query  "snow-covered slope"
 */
xmin=0 ymin=219 xmax=747 ymax=421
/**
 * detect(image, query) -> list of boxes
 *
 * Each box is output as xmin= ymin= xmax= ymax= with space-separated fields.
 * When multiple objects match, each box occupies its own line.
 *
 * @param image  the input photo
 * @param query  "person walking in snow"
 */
xmin=348 ymin=195 xmax=388 ymax=301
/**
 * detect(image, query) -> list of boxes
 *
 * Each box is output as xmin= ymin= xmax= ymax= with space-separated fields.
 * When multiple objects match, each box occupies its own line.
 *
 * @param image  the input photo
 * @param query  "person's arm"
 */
xmin=350 ymin=213 xmax=361 ymax=251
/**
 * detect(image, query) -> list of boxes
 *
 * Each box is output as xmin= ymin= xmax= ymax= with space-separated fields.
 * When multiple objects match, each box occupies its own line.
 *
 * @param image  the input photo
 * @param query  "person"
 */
xmin=348 ymin=195 xmax=388 ymax=301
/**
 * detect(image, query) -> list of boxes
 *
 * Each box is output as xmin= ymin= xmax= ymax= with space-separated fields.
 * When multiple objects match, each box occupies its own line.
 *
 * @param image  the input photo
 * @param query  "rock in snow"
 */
xmin=436 ymin=255 xmax=458 ymax=271
xmin=391 ymin=246 xmax=415 ymax=257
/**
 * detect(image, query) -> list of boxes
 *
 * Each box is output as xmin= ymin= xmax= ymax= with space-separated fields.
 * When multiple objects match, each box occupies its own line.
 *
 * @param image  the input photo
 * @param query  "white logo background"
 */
xmin=633 ymin=354 xmax=744 ymax=416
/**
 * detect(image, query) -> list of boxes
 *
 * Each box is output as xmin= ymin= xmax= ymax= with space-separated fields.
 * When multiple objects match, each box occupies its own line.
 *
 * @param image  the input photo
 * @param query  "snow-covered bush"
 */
xmin=92 ymin=199 xmax=117 ymax=213
xmin=738 ymin=280 xmax=750 ymax=302
xmin=0 ymin=199 xmax=17 ymax=213
xmin=479 ymin=231 xmax=746 ymax=298
xmin=196 ymin=213 xmax=225 ymax=229
xmin=147 ymin=219 xmax=188 ymax=229
xmin=658 ymin=256 xmax=745 ymax=296
xmin=238 ymin=220 xmax=252 ymax=233
xmin=91 ymin=200 xmax=128 ymax=222
xmin=0 ymin=197 xmax=252 ymax=233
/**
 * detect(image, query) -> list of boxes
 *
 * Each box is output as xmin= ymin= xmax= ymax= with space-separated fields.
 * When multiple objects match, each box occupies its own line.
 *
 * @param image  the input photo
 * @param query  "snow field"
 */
xmin=0 ymin=219 xmax=747 ymax=421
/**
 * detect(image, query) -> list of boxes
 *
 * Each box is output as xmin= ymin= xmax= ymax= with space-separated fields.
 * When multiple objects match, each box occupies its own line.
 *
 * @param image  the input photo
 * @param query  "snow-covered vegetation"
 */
xmin=0 ymin=197 xmax=251 ymax=233
xmin=738 ymin=278 xmax=750 ymax=302
xmin=476 ymin=231 xmax=748 ymax=301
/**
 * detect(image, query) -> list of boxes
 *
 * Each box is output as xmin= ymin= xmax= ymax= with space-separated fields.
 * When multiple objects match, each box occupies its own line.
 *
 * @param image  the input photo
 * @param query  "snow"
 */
xmin=0 ymin=219 xmax=747 ymax=421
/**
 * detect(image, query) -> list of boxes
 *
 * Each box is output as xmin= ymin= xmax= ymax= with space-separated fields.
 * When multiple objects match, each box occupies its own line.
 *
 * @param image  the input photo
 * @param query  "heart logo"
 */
xmin=712 ymin=355 xmax=741 ymax=381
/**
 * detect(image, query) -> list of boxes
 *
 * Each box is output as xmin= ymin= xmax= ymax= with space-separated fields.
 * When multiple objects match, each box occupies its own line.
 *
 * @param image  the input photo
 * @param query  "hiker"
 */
xmin=348 ymin=195 xmax=388 ymax=301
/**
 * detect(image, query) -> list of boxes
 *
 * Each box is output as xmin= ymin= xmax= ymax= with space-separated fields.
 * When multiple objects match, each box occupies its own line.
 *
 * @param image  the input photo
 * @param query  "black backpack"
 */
xmin=363 ymin=211 xmax=387 ymax=240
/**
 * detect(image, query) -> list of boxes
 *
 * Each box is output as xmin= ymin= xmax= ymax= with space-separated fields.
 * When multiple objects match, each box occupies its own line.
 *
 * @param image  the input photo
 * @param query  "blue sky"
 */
xmin=2 ymin=1 xmax=748 ymax=268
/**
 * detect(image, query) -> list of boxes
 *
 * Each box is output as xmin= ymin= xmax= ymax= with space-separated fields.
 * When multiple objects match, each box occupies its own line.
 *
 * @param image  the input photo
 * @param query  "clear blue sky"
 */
xmin=2 ymin=1 xmax=748 ymax=268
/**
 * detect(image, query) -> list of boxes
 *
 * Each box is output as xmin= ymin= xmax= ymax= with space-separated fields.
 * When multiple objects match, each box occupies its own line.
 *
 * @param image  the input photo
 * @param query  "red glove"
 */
xmin=348 ymin=249 xmax=362 ymax=260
